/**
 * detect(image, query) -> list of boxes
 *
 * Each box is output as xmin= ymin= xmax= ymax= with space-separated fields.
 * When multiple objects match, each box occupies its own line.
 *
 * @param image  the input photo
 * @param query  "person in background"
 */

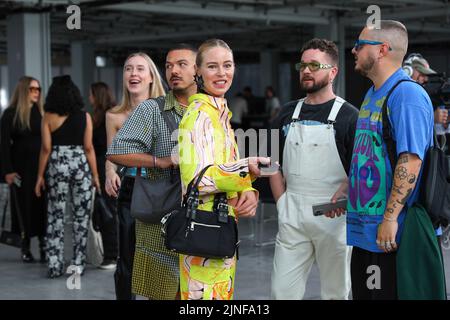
xmin=403 ymin=53 xmax=447 ymax=126
xmin=35 ymin=75 xmax=100 ymax=278
xmin=264 ymin=86 xmax=281 ymax=121
xmin=228 ymin=91 xmax=248 ymax=129
xmin=242 ymin=86 xmax=259 ymax=115
xmin=89 ymin=81 xmax=118 ymax=270
xmin=0 ymin=76 xmax=47 ymax=263
xmin=105 ymin=52 xmax=165 ymax=300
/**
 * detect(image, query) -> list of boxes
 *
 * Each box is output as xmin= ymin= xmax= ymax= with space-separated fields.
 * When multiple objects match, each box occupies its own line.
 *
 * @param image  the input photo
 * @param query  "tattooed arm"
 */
xmin=376 ymin=153 xmax=422 ymax=252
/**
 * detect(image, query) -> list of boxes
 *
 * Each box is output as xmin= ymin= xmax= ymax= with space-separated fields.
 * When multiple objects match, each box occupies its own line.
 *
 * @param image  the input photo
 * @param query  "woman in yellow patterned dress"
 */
xmin=178 ymin=39 xmax=269 ymax=300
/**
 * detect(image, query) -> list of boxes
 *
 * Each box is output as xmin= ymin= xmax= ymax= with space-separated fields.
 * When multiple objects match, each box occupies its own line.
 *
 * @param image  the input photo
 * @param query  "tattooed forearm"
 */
xmin=392 ymin=181 xmax=405 ymax=195
xmin=397 ymin=154 xmax=409 ymax=165
xmin=384 ymin=153 xmax=422 ymax=219
xmin=397 ymin=188 xmax=413 ymax=205
xmin=395 ymin=166 xmax=408 ymax=180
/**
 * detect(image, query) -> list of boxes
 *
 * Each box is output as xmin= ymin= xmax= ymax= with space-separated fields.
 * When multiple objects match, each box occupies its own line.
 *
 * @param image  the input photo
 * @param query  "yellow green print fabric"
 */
xmin=177 ymin=93 xmax=256 ymax=300
xmin=178 ymin=93 xmax=255 ymax=213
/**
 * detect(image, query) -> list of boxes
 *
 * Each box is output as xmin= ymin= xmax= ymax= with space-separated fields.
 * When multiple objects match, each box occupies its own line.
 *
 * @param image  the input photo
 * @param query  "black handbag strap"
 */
xmin=184 ymin=165 xmax=229 ymax=222
xmin=156 ymin=97 xmax=180 ymax=179
xmin=1 ymin=187 xmax=8 ymax=229
xmin=185 ymin=164 xmax=214 ymax=200
xmin=137 ymin=96 xmax=179 ymax=178
xmin=156 ymin=96 xmax=178 ymax=135
xmin=213 ymin=193 xmax=229 ymax=223
xmin=382 ymin=79 xmax=425 ymax=170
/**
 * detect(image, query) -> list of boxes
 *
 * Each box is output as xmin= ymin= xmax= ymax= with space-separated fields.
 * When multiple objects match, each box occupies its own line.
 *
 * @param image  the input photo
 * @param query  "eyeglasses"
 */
xmin=353 ymin=39 xmax=393 ymax=52
xmin=29 ymin=86 xmax=41 ymax=93
xmin=295 ymin=61 xmax=334 ymax=72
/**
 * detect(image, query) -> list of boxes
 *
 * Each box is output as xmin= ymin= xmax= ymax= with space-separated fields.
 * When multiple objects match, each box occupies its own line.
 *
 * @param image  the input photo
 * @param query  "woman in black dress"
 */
xmin=89 ymin=82 xmax=118 ymax=269
xmin=35 ymin=75 xmax=100 ymax=278
xmin=0 ymin=76 xmax=47 ymax=263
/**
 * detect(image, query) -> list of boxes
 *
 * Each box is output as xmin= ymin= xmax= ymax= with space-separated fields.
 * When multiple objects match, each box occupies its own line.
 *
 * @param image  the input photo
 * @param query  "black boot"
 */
xmin=39 ymin=236 xmax=47 ymax=263
xmin=21 ymin=236 xmax=35 ymax=263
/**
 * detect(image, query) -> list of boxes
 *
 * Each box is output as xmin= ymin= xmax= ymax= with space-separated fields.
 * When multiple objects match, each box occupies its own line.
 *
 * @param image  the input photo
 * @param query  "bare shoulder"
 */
xmin=44 ymin=111 xmax=62 ymax=122
xmin=106 ymin=107 xmax=127 ymax=126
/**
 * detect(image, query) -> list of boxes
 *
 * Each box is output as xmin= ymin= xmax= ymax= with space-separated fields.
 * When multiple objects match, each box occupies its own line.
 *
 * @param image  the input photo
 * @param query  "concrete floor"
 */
xmin=0 ymin=200 xmax=322 ymax=300
xmin=1 ymin=185 xmax=450 ymax=300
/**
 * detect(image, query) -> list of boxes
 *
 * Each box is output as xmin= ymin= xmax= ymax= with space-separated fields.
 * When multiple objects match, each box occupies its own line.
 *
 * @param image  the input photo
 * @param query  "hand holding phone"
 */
xmin=312 ymin=198 xmax=347 ymax=216
xmin=258 ymin=161 xmax=280 ymax=176
xmin=249 ymin=157 xmax=274 ymax=177
xmin=13 ymin=176 xmax=22 ymax=188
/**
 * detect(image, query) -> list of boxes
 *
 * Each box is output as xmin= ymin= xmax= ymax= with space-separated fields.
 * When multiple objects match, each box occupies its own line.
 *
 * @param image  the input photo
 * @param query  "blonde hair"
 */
xmin=8 ymin=76 xmax=44 ymax=131
xmin=196 ymin=39 xmax=233 ymax=67
xmin=112 ymin=52 xmax=165 ymax=114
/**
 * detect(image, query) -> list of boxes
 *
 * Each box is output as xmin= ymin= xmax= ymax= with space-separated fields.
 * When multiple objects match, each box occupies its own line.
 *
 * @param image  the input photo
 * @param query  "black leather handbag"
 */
xmin=130 ymin=168 xmax=182 ymax=224
xmin=130 ymin=96 xmax=182 ymax=224
xmin=92 ymin=191 xmax=115 ymax=231
xmin=161 ymin=165 xmax=239 ymax=259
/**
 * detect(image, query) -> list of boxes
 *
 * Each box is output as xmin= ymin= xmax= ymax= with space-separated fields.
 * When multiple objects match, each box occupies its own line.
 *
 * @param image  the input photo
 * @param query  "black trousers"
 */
xmin=350 ymin=246 xmax=397 ymax=300
xmin=98 ymin=193 xmax=118 ymax=260
xmin=114 ymin=176 xmax=136 ymax=300
xmin=97 ymin=158 xmax=119 ymax=261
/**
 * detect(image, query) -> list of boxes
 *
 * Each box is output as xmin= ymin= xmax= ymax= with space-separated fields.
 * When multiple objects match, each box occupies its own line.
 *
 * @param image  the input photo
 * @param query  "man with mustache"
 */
xmin=339 ymin=20 xmax=434 ymax=299
xmin=269 ymin=38 xmax=358 ymax=299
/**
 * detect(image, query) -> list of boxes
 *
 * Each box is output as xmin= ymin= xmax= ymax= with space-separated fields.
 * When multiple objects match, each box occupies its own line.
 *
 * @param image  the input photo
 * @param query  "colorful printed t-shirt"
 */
xmin=347 ymin=68 xmax=434 ymax=252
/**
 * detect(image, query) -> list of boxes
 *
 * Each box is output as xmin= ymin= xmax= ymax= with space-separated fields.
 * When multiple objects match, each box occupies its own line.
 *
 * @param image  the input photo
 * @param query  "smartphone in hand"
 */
xmin=13 ymin=176 xmax=22 ymax=188
xmin=312 ymin=198 xmax=347 ymax=216
xmin=258 ymin=161 xmax=280 ymax=176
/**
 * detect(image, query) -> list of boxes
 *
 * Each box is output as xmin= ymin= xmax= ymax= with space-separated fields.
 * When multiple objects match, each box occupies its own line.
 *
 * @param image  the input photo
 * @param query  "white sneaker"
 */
xmin=98 ymin=259 xmax=117 ymax=270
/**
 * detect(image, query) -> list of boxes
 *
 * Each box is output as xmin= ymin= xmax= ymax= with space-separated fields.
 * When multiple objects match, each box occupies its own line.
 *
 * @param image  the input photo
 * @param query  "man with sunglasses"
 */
xmin=337 ymin=20 xmax=434 ymax=299
xmin=269 ymin=38 xmax=358 ymax=300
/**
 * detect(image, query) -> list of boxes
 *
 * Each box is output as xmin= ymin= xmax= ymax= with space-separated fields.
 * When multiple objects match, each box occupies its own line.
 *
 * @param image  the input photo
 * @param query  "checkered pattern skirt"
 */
xmin=132 ymin=220 xmax=179 ymax=299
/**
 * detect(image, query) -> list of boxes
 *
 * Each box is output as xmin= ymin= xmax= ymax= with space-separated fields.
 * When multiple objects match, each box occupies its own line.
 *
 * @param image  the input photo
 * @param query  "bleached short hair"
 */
xmin=366 ymin=20 xmax=408 ymax=60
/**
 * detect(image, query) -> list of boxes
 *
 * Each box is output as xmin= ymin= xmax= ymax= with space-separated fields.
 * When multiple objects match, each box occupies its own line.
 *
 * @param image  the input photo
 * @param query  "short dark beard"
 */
xmin=300 ymin=77 xmax=329 ymax=94
xmin=356 ymin=55 xmax=375 ymax=77
xmin=172 ymin=82 xmax=196 ymax=96
xmin=172 ymin=86 xmax=185 ymax=94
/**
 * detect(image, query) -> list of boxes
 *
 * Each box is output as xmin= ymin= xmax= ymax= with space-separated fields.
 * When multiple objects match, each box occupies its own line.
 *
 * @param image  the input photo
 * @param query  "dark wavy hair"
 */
xmin=44 ymin=75 xmax=84 ymax=115
xmin=90 ymin=82 xmax=115 ymax=128
xmin=300 ymin=38 xmax=339 ymax=65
